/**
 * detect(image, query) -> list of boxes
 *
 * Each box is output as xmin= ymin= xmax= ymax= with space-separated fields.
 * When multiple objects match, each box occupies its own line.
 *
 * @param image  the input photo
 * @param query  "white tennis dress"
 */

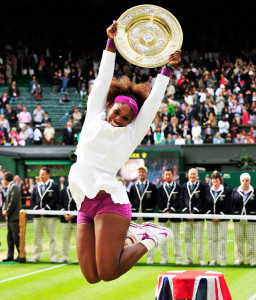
xmin=69 ymin=50 xmax=170 ymax=210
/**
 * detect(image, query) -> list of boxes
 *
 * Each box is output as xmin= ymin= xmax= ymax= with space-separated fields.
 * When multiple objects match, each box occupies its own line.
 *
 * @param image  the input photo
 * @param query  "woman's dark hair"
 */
xmin=105 ymin=76 xmax=151 ymax=113
xmin=211 ymin=171 xmax=222 ymax=182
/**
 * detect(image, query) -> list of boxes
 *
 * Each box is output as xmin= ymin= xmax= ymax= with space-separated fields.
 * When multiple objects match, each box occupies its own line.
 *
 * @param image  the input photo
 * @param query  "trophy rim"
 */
xmin=114 ymin=4 xmax=183 ymax=68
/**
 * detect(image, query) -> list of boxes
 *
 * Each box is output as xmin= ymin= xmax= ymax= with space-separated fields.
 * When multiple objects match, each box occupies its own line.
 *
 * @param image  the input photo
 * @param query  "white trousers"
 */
xmin=159 ymin=221 xmax=183 ymax=263
xmin=207 ymin=221 xmax=228 ymax=264
xmin=60 ymin=222 xmax=77 ymax=261
xmin=234 ymin=220 xmax=256 ymax=264
xmin=31 ymin=217 xmax=58 ymax=262
xmin=184 ymin=221 xmax=205 ymax=263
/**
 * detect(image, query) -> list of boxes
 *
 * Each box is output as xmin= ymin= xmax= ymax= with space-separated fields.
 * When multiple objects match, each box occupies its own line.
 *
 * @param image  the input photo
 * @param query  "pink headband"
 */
xmin=113 ymin=95 xmax=139 ymax=117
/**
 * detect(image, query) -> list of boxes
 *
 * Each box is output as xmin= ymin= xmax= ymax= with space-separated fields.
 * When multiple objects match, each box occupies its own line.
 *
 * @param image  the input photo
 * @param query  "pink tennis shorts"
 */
xmin=77 ymin=193 xmax=132 ymax=224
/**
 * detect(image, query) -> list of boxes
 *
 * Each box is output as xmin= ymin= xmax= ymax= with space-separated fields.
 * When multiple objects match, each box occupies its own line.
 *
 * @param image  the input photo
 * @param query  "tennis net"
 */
xmin=19 ymin=210 xmax=256 ymax=266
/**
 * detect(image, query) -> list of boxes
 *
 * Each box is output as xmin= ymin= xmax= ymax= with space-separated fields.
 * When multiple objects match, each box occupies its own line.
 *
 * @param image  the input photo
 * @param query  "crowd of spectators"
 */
xmin=1 ymin=45 xmax=256 ymax=146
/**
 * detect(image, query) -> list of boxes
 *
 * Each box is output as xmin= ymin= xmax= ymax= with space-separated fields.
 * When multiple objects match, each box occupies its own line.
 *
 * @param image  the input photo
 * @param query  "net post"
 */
xmin=19 ymin=209 xmax=26 ymax=263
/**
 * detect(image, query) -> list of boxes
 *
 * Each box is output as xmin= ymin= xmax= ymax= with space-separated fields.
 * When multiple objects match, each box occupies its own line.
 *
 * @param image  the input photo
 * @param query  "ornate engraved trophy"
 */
xmin=114 ymin=4 xmax=183 ymax=68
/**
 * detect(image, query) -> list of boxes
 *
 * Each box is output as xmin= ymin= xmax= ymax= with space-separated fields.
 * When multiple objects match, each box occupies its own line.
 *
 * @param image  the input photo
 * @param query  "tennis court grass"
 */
xmin=0 ymin=263 xmax=256 ymax=299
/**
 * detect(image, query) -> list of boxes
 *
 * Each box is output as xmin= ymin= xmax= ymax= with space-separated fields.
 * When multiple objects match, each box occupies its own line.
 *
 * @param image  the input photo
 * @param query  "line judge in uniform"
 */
xmin=30 ymin=166 xmax=60 ymax=263
xmin=157 ymin=168 xmax=183 ymax=265
xmin=180 ymin=168 xmax=206 ymax=265
xmin=58 ymin=182 xmax=77 ymax=263
xmin=204 ymin=171 xmax=232 ymax=266
xmin=128 ymin=165 xmax=157 ymax=264
xmin=231 ymin=173 xmax=256 ymax=266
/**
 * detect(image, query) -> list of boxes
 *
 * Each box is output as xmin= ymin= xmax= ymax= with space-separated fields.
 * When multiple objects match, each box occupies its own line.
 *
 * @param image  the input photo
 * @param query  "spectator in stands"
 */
xmin=2 ymin=171 xmax=22 ymax=262
xmin=72 ymin=108 xmax=82 ymax=125
xmin=0 ymin=113 xmax=10 ymax=132
xmin=175 ymin=133 xmax=185 ymax=145
xmin=18 ymin=126 xmax=26 ymax=146
xmin=58 ymin=177 xmax=66 ymax=191
xmin=80 ymin=86 xmax=87 ymax=100
xmin=24 ymin=123 xmax=34 ymax=145
xmin=33 ymin=83 xmax=43 ymax=99
xmin=33 ymin=126 xmax=43 ymax=145
xmin=245 ymin=132 xmax=255 ymax=144
xmin=194 ymin=135 xmax=204 ymax=144
xmin=5 ymin=105 xmax=17 ymax=128
xmin=230 ymin=118 xmax=239 ymax=139
xmin=191 ymin=120 xmax=201 ymax=141
xmin=204 ymin=123 xmax=214 ymax=140
xmin=165 ymin=133 xmax=175 ymax=145
xmin=153 ymin=126 xmax=165 ymax=145
xmin=213 ymin=132 xmax=225 ymax=144
xmin=0 ymin=120 xmax=8 ymax=143
xmin=218 ymin=115 xmax=230 ymax=139
xmin=8 ymin=81 xmax=20 ymax=103
xmin=9 ymin=127 xmax=19 ymax=146
xmin=185 ymin=134 xmax=193 ymax=144
xmin=128 ymin=166 xmax=158 ymax=264
xmin=62 ymin=121 xmax=76 ymax=145
xmin=30 ymin=167 xmax=60 ymax=263
xmin=41 ymin=111 xmax=51 ymax=127
xmin=181 ymin=119 xmax=191 ymax=139
xmin=59 ymin=93 xmax=70 ymax=103
xmin=204 ymin=171 xmax=231 ymax=266
xmin=231 ymin=173 xmax=256 ymax=266
xmin=231 ymin=98 xmax=242 ymax=124
xmin=61 ymin=73 xmax=69 ymax=93
xmin=33 ymin=104 xmax=45 ymax=126
xmin=30 ymin=75 xmax=38 ymax=94
xmin=157 ymin=168 xmax=183 ymax=264
xmin=141 ymin=127 xmax=154 ymax=145
xmin=16 ymin=103 xmax=23 ymax=119
xmin=180 ymin=168 xmax=206 ymax=265
xmin=225 ymin=133 xmax=233 ymax=143
xmin=18 ymin=106 xmax=32 ymax=129
xmin=0 ymin=92 xmax=9 ymax=114
xmin=58 ymin=182 xmax=77 ymax=263
xmin=43 ymin=122 xmax=55 ymax=145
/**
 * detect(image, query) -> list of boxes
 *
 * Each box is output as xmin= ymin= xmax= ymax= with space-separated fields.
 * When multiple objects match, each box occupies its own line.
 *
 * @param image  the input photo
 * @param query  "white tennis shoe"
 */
xmin=142 ymin=222 xmax=173 ymax=247
xmin=125 ymin=222 xmax=144 ymax=246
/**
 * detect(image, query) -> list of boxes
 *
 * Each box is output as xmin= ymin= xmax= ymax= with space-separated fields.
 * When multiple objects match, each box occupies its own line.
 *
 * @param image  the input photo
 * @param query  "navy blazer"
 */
xmin=204 ymin=185 xmax=232 ymax=221
xmin=157 ymin=182 xmax=181 ymax=223
xmin=129 ymin=180 xmax=157 ymax=221
xmin=231 ymin=186 xmax=256 ymax=222
xmin=59 ymin=187 xmax=77 ymax=223
xmin=180 ymin=181 xmax=206 ymax=221
xmin=30 ymin=180 xmax=60 ymax=218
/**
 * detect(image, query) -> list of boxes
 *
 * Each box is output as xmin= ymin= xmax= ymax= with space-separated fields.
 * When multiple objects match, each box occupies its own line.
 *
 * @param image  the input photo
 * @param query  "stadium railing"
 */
xmin=18 ymin=210 xmax=256 ymax=266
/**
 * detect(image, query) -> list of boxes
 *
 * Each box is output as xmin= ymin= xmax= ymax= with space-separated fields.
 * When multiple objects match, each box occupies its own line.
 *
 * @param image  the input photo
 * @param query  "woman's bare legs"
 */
xmin=77 ymin=213 xmax=148 ymax=283
xmin=94 ymin=213 xmax=148 ymax=281
xmin=76 ymin=222 xmax=101 ymax=284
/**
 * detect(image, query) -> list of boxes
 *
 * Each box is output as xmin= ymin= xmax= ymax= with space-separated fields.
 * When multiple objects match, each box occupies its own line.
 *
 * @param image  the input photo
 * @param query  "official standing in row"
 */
xmin=2 ymin=172 xmax=21 ymax=262
xmin=204 ymin=171 xmax=232 ymax=266
xmin=157 ymin=168 xmax=183 ymax=264
xmin=180 ymin=168 xmax=206 ymax=265
xmin=231 ymin=173 xmax=256 ymax=266
xmin=58 ymin=183 xmax=77 ymax=263
xmin=129 ymin=166 xmax=157 ymax=264
xmin=30 ymin=167 xmax=60 ymax=263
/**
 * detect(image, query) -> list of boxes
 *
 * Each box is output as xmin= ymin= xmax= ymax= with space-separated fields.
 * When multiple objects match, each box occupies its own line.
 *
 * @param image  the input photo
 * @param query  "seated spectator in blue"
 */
xmin=0 ymin=120 xmax=8 ymax=142
xmin=8 ymin=81 xmax=20 ymax=103
xmin=193 ymin=135 xmax=204 ymax=144
xmin=213 ymin=132 xmax=225 ymax=144
xmin=24 ymin=123 xmax=34 ymax=145
xmin=234 ymin=133 xmax=245 ymax=144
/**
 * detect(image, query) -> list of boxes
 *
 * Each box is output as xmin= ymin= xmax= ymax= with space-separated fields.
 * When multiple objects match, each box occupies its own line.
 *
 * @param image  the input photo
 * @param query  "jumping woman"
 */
xmin=69 ymin=21 xmax=182 ymax=283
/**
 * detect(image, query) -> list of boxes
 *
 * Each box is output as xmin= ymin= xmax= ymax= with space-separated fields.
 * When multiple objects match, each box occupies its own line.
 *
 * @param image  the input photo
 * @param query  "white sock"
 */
xmin=140 ymin=239 xmax=156 ymax=251
xmin=124 ymin=237 xmax=134 ymax=246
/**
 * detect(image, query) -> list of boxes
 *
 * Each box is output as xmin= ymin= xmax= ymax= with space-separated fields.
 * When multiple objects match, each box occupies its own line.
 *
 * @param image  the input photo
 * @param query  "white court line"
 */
xmin=0 ymin=264 xmax=66 ymax=284
xmin=248 ymin=294 xmax=256 ymax=300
